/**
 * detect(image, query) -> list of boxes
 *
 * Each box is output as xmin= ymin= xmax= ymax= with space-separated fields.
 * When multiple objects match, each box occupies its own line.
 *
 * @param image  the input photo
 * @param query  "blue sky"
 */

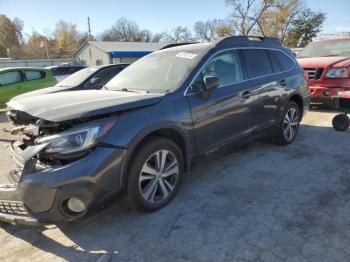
xmin=0 ymin=0 xmax=349 ymax=37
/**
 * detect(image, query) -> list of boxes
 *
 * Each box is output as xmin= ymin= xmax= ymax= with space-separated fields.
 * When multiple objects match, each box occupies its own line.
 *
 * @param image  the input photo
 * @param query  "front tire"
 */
xmin=126 ymin=137 xmax=184 ymax=212
xmin=332 ymin=114 xmax=350 ymax=132
xmin=274 ymin=101 xmax=300 ymax=145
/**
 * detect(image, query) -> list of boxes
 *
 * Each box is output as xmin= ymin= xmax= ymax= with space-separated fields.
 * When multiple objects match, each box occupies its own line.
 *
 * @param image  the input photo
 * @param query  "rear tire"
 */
xmin=126 ymin=137 xmax=184 ymax=212
xmin=332 ymin=114 xmax=350 ymax=132
xmin=274 ymin=101 xmax=300 ymax=145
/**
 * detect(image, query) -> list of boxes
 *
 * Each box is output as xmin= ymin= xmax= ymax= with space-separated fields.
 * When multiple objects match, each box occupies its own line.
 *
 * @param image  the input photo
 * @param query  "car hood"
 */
xmin=297 ymin=56 xmax=350 ymax=68
xmin=7 ymin=90 xmax=164 ymax=122
xmin=11 ymin=86 xmax=75 ymax=100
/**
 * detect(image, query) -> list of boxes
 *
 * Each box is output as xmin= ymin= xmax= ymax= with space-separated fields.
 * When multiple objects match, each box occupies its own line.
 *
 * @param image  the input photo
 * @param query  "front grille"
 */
xmin=303 ymin=68 xmax=324 ymax=80
xmin=0 ymin=200 xmax=28 ymax=217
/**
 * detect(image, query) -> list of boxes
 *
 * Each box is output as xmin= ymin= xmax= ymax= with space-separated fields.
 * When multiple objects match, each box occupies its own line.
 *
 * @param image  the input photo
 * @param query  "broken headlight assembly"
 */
xmin=35 ymin=119 xmax=116 ymax=155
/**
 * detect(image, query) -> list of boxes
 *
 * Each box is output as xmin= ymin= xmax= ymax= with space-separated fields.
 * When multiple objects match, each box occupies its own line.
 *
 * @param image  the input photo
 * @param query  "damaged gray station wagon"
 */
xmin=3 ymin=36 xmax=310 ymax=224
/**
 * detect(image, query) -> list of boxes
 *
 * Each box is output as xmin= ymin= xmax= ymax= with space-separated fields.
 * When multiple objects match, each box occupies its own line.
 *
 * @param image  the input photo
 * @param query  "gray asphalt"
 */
xmin=0 ymin=108 xmax=349 ymax=262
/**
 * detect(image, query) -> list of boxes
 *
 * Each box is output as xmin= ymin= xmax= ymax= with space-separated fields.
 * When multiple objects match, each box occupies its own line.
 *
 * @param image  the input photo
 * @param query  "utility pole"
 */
xmin=44 ymin=38 xmax=49 ymax=59
xmin=87 ymin=17 xmax=92 ymax=40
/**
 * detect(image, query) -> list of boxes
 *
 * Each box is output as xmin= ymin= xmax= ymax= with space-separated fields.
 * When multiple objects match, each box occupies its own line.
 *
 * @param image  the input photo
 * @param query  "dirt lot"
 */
xmin=0 ymin=108 xmax=349 ymax=262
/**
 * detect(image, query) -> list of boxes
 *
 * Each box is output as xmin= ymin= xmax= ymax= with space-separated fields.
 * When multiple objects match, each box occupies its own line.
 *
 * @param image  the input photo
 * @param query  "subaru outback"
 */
xmin=3 ymin=36 xmax=310 ymax=224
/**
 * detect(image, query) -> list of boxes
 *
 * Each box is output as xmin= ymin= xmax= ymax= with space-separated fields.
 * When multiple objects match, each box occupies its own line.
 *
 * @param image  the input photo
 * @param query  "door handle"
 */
xmin=241 ymin=90 xmax=251 ymax=99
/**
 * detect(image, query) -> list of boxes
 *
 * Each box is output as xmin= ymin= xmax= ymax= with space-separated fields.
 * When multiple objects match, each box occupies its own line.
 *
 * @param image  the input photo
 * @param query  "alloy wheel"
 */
xmin=283 ymin=107 xmax=299 ymax=142
xmin=139 ymin=150 xmax=179 ymax=203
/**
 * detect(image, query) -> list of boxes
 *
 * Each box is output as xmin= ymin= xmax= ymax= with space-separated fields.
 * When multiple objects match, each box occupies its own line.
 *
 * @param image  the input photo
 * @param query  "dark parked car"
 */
xmin=3 ymin=36 xmax=310 ymax=224
xmin=45 ymin=65 xmax=86 ymax=82
xmin=11 ymin=64 xmax=129 ymax=100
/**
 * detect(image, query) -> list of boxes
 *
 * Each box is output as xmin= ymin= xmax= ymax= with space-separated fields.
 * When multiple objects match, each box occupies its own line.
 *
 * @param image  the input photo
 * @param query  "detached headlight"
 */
xmin=325 ymin=68 xmax=349 ymax=78
xmin=36 ymin=119 xmax=116 ymax=155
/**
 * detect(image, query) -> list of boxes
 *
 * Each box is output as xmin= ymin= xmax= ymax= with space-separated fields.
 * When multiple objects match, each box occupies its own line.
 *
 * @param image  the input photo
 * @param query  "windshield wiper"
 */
xmin=111 ymin=88 xmax=150 ymax=93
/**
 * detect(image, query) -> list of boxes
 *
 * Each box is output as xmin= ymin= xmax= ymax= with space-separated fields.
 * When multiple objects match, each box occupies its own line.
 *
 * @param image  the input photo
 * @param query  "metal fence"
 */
xmin=0 ymin=59 xmax=73 ymax=68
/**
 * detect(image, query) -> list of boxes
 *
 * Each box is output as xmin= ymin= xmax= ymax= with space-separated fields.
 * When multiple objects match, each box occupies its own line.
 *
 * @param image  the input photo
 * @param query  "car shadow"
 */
xmin=0 ymin=123 xmax=349 ymax=261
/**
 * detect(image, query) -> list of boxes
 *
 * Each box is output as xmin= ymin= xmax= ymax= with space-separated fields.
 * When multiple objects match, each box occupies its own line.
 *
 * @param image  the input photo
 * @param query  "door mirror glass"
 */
xmin=203 ymin=76 xmax=220 ymax=92
xmin=89 ymin=77 xmax=102 ymax=89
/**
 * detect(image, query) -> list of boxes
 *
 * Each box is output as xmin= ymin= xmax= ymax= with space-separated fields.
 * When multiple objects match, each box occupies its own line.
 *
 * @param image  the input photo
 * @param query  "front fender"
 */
xmin=101 ymin=94 xmax=194 ymax=189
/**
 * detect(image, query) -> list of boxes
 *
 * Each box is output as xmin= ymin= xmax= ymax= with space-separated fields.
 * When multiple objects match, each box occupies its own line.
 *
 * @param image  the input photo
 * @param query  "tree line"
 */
xmin=0 ymin=0 xmax=325 ymax=59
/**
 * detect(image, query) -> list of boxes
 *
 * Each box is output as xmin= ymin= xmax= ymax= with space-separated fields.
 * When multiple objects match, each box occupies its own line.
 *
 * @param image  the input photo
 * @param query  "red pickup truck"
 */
xmin=297 ymin=38 xmax=350 ymax=105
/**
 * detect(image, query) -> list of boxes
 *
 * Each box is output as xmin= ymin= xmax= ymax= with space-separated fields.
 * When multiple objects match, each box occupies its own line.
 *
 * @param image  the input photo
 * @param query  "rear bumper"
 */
xmin=0 ymin=143 xmax=128 ymax=225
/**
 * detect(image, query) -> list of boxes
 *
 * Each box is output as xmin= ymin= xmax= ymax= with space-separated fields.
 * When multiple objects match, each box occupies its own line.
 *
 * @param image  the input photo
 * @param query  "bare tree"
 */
xmin=259 ymin=0 xmax=303 ymax=42
xmin=54 ymin=20 xmax=80 ymax=57
xmin=100 ymin=18 xmax=158 ymax=42
xmin=194 ymin=19 xmax=234 ymax=42
xmin=225 ymin=0 xmax=277 ymax=35
xmin=161 ymin=26 xmax=194 ymax=43
xmin=0 ymin=15 xmax=23 ymax=57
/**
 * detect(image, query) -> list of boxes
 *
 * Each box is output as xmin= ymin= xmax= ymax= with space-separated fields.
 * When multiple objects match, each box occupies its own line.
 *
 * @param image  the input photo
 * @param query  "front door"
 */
xmin=186 ymin=50 xmax=254 ymax=154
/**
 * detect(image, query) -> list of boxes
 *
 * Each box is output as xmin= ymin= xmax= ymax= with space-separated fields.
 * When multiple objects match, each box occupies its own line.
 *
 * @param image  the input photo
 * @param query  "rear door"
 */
xmin=242 ymin=49 xmax=283 ymax=130
xmin=23 ymin=69 xmax=53 ymax=89
xmin=186 ymin=49 xmax=254 ymax=154
xmin=0 ymin=70 xmax=24 ymax=106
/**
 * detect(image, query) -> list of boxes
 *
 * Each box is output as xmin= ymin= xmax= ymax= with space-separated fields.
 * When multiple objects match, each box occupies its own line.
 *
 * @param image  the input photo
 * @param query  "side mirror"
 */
xmin=89 ymin=77 xmax=102 ymax=89
xmin=202 ymin=76 xmax=220 ymax=93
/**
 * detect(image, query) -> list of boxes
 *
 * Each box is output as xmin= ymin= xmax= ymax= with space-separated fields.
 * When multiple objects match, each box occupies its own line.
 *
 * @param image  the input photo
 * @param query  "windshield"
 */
xmin=55 ymin=67 xmax=98 ymax=87
xmin=105 ymin=49 xmax=206 ymax=93
xmin=298 ymin=39 xmax=350 ymax=58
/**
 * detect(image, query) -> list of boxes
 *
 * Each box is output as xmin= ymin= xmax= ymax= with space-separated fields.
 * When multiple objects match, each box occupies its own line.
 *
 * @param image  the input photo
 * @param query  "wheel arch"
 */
xmin=288 ymin=93 xmax=304 ymax=120
xmin=119 ymin=124 xmax=193 ymax=189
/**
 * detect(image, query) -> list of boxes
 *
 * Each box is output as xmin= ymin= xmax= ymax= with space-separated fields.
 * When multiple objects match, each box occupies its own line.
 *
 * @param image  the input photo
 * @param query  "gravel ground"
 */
xmin=0 ymin=108 xmax=349 ymax=262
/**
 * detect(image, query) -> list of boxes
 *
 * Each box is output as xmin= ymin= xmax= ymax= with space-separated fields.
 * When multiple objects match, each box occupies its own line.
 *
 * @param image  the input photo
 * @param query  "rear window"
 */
xmin=24 ymin=70 xmax=44 ymax=81
xmin=269 ymin=50 xmax=294 ymax=71
xmin=52 ymin=67 xmax=85 ymax=76
xmin=52 ymin=67 xmax=69 ymax=76
xmin=242 ymin=49 xmax=273 ymax=78
xmin=0 ymin=71 xmax=22 ymax=86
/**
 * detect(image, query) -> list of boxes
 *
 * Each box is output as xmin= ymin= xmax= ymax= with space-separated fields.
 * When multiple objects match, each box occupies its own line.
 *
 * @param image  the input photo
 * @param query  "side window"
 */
xmin=272 ymin=50 xmax=294 ymax=71
xmin=86 ymin=67 xmax=122 ymax=87
xmin=0 ymin=71 xmax=22 ymax=86
xmin=190 ymin=50 xmax=244 ymax=92
xmin=268 ymin=50 xmax=283 ymax=73
xmin=52 ymin=67 xmax=69 ymax=76
xmin=190 ymin=73 xmax=204 ymax=93
xmin=242 ymin=49 xmax=273 ymax=78
xmin=24 ymin=70 xmax=44 ymax=81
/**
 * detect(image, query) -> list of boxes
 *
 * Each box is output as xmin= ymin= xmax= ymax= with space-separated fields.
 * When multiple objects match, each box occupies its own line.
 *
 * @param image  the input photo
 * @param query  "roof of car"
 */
xmin=44 ymin=65 xmax=87 ymax=69
xmin=314 ymin=37 xmax=350 ymax=42
xmin=158 ymin=36 xmax=282 ymax=54
xmin=91 ymin=63 xmax=130 ymax=70
xmin=0 ymin=67 xmax=50 ymax=72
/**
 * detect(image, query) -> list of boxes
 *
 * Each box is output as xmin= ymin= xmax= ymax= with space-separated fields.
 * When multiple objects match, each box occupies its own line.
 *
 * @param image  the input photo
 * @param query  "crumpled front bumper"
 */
xmin=0 ymin=141 xmax=127 ymax=225
xmin=0 ymin=184 xmax=39 ymax=225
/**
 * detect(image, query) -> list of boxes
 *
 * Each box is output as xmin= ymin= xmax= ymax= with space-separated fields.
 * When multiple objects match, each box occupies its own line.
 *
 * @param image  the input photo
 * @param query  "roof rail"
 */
xmin=215 ymin=35 xmax=281 ymax=48
xmin=160 ymin=42 xmax=197 ymax=50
